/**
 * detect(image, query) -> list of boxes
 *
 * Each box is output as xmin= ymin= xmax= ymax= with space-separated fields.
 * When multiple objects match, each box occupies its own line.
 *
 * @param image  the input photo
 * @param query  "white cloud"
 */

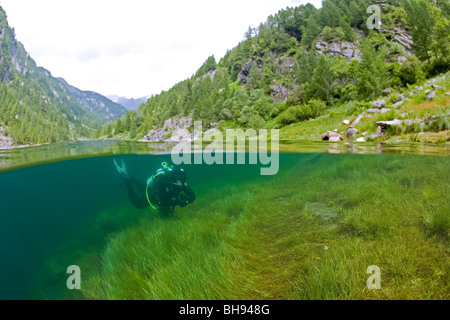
xmin=0 ymin=0 xmax=322 ymax=98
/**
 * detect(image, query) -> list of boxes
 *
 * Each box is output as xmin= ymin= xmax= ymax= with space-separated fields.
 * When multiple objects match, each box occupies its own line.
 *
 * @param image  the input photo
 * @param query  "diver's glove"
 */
xmin=179 ymin=191 xmax=192 ymax=207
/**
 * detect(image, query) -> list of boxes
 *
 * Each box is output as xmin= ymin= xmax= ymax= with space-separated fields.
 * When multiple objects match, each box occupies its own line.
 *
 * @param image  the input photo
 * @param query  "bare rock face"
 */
xmin=392 ymin=27 xmax=413 ymax=54
xmin=142 ymin=117 xmax=197 ymax=142
xmin=278 ymin=56 xmax=296 ymax=75
xmin=238 ymin=59 xmax=253 ymax=83
xmin=270 ymin=84 xmax=290 ymax=103
xmin=315 ymin=40 xmax=362 ymax=62
xmin=165 ymin=129 xmax=197 ymax=142
xmin=322 ymin=131 xmax=344 ymax=142
xmin=162 ymin=117 xmax=193 ymax=132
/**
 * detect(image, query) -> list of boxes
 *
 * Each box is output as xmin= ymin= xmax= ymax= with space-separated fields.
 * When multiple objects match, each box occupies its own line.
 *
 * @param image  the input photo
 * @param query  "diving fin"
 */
xmin=113 ymin=159 xmax=129 ymax=179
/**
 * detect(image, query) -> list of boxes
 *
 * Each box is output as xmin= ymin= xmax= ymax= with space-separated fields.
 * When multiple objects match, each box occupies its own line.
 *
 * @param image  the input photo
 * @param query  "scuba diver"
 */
xmin=114 ymin=160 xmax=196 ymax=215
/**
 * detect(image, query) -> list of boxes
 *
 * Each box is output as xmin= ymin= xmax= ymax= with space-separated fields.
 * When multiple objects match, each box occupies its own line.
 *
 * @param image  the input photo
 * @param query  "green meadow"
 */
xmin=40 ymin=153 xmax=448 ymax=300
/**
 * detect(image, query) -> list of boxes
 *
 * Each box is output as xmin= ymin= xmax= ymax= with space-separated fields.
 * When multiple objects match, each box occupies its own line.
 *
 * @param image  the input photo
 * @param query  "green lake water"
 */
xmin=0 ymin=141 xmax=448 ymax=300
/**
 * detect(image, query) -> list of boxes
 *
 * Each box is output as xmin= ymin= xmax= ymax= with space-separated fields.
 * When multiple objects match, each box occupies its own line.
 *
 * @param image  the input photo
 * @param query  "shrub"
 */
xmin=399 ymin=56 xmax=426 ymax=85
xmin=302 ymin=99 xmax=326 ymax=120
xmin=278 ymin=106 xmax=298 ymax=125
xmin=248 ymin=114 xmax=266 ymax=130
xmin=269 ymin=107 xmax=280 ymax=118
xmin=277 ymin=99 xmax=326 ymax=125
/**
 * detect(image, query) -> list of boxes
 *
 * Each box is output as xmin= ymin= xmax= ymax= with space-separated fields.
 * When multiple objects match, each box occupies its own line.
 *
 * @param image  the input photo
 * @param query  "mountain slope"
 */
xmin=58 ymin=78 xmax=126 ymax=121
xmin=0 ymin=6 xmax=124 ymax=146
xmin=107 ymin=95 xmax=149 ymax=111
xmin=107 ymin=0 xmax=449 ymax=142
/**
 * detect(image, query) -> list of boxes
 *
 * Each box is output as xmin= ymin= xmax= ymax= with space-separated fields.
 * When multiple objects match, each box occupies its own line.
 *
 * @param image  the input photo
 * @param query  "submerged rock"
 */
xmin=304 ymin=202 xmax=338 ymax=221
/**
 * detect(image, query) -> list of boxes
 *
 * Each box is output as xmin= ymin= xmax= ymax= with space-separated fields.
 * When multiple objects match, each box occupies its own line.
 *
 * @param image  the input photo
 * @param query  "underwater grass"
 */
xmin=60 ymin=153 xmax=449 ymax=300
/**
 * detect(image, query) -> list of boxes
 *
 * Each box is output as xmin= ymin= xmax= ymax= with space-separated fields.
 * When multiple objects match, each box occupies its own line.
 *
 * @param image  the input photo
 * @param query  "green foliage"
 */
xmin=355 ymin=35 xmax=391 ymax=100
xmin=398 ymin=56 xmax=426 ymax=85
xmin=404 ymin=0 xmax=434 ymax=61
xmin=277 ymin=99 xmax=326 ymax=125
xmin=195 ymin=55 xmax=217 ymax=78
xmin=309 ymin=55 xmax=338 ymax=104
xmin=277 ymin=106 xmax=298 ymax=125
xmin=246 ymin=61 xmax=262 ymax=91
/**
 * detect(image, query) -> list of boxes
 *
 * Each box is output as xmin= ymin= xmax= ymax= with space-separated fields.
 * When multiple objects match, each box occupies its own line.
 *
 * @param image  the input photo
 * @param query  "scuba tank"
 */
xmin=145 ymin=162 xmax=174 ymax=210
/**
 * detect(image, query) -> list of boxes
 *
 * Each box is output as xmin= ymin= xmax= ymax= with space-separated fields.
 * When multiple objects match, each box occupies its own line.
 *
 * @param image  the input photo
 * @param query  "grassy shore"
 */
xmin=73 ymin=153 xmax=449 ymax=300
xmin=279 ymin=73 xmax=450 ymax=144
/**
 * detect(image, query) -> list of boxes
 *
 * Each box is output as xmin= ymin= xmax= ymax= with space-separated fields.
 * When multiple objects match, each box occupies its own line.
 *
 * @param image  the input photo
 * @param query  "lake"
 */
xmin=0 ymin=140 xmax=448 ymax=300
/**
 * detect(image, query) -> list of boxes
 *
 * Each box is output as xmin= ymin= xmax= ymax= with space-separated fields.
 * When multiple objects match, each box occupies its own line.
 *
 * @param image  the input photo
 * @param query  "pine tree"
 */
xmin=404 ymin=0 xmax=434 ymax=61
xmin=246 ymin=61 xmax=262 ymax=91
xmin=115 ymin=119 xmax=123 ymax=134
xmin=356 ymin=37 xmax=390 ymax=100
xmin=310 ymin=55 xmax=336 ymax=104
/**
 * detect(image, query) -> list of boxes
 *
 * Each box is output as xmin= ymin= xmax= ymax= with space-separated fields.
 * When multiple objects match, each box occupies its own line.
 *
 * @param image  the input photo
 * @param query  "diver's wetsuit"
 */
xmin=125 ymin=177 xmax=149 ymax=209
xmin=125 ymin=166 xmax=195 ymax=213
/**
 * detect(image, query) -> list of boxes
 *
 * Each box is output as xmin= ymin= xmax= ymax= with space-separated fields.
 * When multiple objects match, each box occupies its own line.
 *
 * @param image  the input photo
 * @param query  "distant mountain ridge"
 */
xmin=107 ymin=95 xmax=150 ymax=111
xmin=58 ymin=78 xmax=127 ymax=121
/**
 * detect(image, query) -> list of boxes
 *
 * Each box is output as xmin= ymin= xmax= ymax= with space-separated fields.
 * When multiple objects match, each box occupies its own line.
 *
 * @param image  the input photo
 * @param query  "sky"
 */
xmin=0 ymin=0 xmax=322 ymax=98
